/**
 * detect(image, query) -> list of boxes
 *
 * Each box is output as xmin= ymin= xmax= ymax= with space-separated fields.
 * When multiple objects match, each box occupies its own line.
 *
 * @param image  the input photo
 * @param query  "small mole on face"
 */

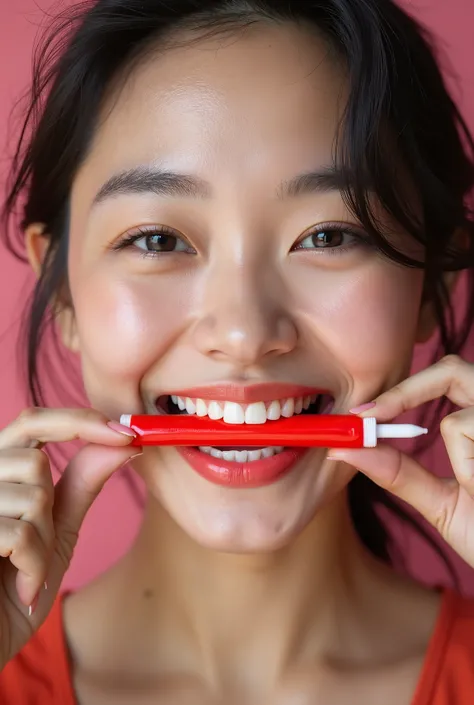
xmin=143 ymin=588 xmax=154 ymax=599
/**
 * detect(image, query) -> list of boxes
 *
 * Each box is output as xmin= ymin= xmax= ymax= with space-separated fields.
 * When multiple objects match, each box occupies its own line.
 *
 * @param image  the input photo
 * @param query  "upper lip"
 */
xmin=162 ymin=383 xmax=331 ymax=403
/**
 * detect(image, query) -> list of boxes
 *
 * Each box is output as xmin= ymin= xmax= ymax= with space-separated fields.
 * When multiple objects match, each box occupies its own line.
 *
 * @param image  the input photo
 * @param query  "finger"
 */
xmin=327 ymin=445 xmax=459 ymax=536
xmin=0 ymin=482 xmax=54 ymax=551
xmin=439 ymin=408 xmax=474 ymax=495
xmin=0 ymin=448 xmax=54 ymax=495
xmin=0 ymin=407 xmax=136 ymax=451
xmin=352 ymin=355 xmax=474 ymax=421
xmin=52 ymin=443 xmax=141 ymax=559
xmin=0 ymin=448 xmax=55 ymax=554
xmin=0 ymin=517 xmax=49 ymax=606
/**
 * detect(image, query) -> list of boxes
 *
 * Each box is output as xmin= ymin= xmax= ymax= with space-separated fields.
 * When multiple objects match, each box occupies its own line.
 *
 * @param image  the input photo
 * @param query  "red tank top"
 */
xmin=0 ymin=589 xmax=473 ymax=704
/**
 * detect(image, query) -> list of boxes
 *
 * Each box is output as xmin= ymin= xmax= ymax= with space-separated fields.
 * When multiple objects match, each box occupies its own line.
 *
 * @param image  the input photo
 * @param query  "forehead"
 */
xmin=76 ymin=22 xmax=348 ymax=198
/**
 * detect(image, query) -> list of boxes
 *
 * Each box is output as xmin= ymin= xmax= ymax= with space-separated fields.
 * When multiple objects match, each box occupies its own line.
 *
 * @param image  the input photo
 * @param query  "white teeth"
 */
xmin=244 ymin=401 xmax=267 ymax=424
xmin=261 ymin=447 xmax=275 ymax=458
xmin=281 ymin=397 xmax=295 ymax=418
xmin=223 ymin=401 xmax=245 ymax=424
xmin=196 ymin=398 xmax=208 ymax=417
xmin=198 ymin=446 xmax=285 ymax=462
xmin=185 ymin=397 xmax=196 ymax=414
xmin=266 ymin=400 xmax=281 ymax=420
xmin=170 ymin=393 xmax=330 ymax=424
xmin=208 ymin=401 xmax=224 ymax=420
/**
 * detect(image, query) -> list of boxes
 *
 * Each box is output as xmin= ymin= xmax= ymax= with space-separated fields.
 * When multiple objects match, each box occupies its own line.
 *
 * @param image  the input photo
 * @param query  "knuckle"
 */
xmin=439 ymin=354 xmax=463 ymax=373
xmin=81 ymin=407 xmax=107 ymax=425
xmin=28 ymin=448 xmax=51 ymax=475
xmin=440 ymin=412 xmax=459 ymax=437
xmin=16 ymin=407 xmax=41 ymax=425
xmin=12 ymin=521 xmax=37 ymax=551
xmin=55 ymin=529 xmax=78 ymax=572
xmin=382 ymin=383 xmax=407 ymax=413
xmin=390 ymin=384 xmax=405 ymax=400
xmin=28 ymin=485 xmax=52 ymax=515
xmin=431 ymin=494 xmax=455 ymax=537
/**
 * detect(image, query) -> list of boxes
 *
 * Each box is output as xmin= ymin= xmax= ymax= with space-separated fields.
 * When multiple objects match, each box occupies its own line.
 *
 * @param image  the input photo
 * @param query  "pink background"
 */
xmin=1 ymin=0 xmax=474 ymax=593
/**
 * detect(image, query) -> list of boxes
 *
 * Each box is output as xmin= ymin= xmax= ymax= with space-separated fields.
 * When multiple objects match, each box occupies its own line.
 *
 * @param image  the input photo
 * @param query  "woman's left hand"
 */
xmin=327 ymin=355 xmax=474 ymax=568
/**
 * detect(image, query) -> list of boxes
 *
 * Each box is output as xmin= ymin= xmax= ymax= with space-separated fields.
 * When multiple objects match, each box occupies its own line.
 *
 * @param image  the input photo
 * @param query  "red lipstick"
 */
xmin=163 ymin=383 xmax=326 ymax=404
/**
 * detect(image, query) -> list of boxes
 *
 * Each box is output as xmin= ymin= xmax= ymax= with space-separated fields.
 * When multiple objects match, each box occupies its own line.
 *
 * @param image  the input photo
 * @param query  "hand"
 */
xmin=327 ymin=355 xmax=474 ymax=569
xmin=0 ymin=407 xmax=140 ymax=671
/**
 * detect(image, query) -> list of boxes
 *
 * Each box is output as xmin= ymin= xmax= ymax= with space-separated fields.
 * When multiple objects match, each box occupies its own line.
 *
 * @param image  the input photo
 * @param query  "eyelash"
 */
xmin=112 ymin=223 xmax=373 ymax=259
xmin=112 ymin=225 xmax=195 ymax=259
xmin=291 ymin=224 xmax=372 ymax=256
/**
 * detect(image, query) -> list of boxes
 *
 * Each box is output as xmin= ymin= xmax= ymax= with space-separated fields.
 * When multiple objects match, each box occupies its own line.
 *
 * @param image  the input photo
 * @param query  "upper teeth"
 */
xmin=168 ymin=394 xmax=317 ymax=424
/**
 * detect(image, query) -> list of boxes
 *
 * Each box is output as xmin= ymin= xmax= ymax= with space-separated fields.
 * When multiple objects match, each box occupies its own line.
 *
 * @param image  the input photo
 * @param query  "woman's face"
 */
xmin=65 ymin=22 xmax=424 ymax=551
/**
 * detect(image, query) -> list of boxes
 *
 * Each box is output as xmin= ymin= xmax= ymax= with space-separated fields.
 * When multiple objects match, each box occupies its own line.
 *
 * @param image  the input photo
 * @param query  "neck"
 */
xmin=118 ymin=492 xmax=391 ymax=693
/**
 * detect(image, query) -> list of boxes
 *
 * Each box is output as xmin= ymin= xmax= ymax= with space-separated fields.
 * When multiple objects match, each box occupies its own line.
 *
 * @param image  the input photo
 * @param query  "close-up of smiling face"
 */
xmin=59 ymin=21 xmax=425 ymax=552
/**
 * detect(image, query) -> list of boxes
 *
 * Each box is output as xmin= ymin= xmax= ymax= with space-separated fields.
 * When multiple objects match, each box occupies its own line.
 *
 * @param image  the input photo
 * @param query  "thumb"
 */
xmin=52 ymin=443 xmax=141 ymax=558
xmin=327 ymin=445 xmax=457 ymax=533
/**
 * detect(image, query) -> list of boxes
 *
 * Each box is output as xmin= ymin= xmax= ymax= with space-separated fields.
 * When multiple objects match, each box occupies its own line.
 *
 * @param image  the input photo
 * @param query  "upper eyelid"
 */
xmin=292 ymin=223 xmax=369 ymax=245
xmin=113 ymin=224 xmax=188 ymax=246
xmin=112 ymin=220 xmax=369 ymax=251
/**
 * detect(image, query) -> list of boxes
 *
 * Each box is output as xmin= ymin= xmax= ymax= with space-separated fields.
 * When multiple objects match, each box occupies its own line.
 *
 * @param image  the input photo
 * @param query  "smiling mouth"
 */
xmin=154 ymin=392 xmax=334 ymax=463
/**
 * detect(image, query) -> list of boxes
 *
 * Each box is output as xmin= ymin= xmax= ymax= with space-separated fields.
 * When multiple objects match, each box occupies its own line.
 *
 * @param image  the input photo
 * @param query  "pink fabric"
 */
xmin=0 ymin=0 xmax=473 ymax=592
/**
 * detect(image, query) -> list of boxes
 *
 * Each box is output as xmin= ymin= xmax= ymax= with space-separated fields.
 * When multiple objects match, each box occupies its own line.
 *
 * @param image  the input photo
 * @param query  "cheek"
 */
xmin=295 ymin=262 xmax=424 ymax=388
xmin=69 ymin=271 xmax=193 ymax=397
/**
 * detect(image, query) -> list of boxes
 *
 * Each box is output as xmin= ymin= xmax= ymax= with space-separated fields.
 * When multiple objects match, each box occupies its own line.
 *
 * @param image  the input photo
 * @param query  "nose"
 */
xmin=192 ymin=264 xmax=298 ymax=366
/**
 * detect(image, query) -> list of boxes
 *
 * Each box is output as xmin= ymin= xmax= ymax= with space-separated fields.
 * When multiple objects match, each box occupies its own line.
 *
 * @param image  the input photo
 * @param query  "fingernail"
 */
xmin=349 ymin=402 xmax=376 ymax=415
xmin=107 ymin=421 xmax=136 ymax=437
xmin=44 ymin=581 xmax=48 ymax=591
xmin=119 ymin=451 xmax=143 ymax=469
xmin=28 ymin=592 xmax=40 ymax=617
xmin=327 ymin=451 xmax=345 ymax=460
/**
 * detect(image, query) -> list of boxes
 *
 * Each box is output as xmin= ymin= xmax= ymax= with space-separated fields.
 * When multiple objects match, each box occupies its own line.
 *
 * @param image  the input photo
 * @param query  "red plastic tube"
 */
xmin=121 ymin=414 xmax=368 ymax=448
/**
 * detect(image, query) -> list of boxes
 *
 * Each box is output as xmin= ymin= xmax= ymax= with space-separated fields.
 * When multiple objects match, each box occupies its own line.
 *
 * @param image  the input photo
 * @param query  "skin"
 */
xmin=4 ymin=19 xmax=473 ymax=705
xmin=66 ymin=23 xmax=424 ymax=553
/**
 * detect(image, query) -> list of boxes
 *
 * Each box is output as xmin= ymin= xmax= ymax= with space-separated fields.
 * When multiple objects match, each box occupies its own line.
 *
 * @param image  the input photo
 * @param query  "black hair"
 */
xmin=2 ymin=0 xmax=474 ymax=576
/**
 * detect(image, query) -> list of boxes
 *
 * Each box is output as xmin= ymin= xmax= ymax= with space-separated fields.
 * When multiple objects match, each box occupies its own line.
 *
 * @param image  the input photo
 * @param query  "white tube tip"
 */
xmin=120 ymin=414 xmax=132 ymax=427
xmin=376 ymin=423 xmax=428 ymax=439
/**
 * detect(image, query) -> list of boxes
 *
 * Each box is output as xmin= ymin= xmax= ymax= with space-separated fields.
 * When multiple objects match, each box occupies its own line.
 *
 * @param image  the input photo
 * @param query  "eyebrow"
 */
xmin=91 ymin=163 xmax=348 ymax=208
xmin=278 ymin=165 xmax=348 ymax=198
xmin=92 ymin=165 xmax=211 ymax=206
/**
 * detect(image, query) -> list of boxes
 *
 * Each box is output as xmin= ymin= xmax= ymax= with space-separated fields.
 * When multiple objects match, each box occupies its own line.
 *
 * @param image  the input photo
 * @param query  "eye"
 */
xmin=113 ymin=226 xmax=196 ymax=258
xmin=134 ymin=230 xmax=189 ymax=253
xmin=292 ymin=224 xmax=369 ymax=254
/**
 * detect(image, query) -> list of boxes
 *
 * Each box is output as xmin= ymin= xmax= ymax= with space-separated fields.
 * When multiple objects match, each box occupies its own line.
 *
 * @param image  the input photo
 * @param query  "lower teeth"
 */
xmin=198 ymin=446 xmax=284 ymax=462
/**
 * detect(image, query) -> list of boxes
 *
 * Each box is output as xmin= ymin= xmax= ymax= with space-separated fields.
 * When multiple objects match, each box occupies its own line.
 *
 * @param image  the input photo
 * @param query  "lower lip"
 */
xmin=176 ymin=446 xmax=309 ymax=488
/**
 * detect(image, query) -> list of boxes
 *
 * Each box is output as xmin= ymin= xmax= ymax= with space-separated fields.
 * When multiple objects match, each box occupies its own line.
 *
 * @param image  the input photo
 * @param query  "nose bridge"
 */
xmin=192 ymin=256 xmax=297 ymax=365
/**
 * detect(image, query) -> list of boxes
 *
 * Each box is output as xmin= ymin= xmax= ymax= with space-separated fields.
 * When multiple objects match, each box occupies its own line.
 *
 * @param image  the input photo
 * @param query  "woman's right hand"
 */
xmin=0 ymin=407 xmax=140 ymax=671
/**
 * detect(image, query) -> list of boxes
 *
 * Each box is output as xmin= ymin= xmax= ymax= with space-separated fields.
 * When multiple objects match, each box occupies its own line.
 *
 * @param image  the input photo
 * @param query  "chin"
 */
xmin=168 ymin=505 xmax=313 ymax=553
xmin=146 ymin=449 xmax=354 ymax=554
